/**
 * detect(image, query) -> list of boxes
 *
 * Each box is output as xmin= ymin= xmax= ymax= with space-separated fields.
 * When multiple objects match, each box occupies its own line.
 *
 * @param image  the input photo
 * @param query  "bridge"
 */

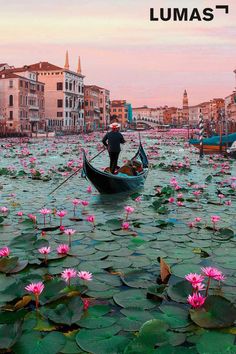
xmin=132 ymin=117 xmax=166 ymax=129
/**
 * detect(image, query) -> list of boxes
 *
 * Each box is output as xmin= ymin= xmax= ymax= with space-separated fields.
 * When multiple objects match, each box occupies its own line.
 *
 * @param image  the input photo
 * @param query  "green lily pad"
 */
xmin=0 ymin=257 xmax=19 ymax=273
xmin=196 ymin=331 xmax=236 ymax=354
xmin=42 ymin=296 xmax=84 ymax=326
xmin=78 ymin=316 xmax=117 ymax=329
xmin=13 ymin=331 xmax=66 ymax=354
xmin=190 ymin=295 xmax=236 ymax=328
xmin=0 ymin=321 xmax=22 ymax=350
xmin=76 ymin=326 xmax=129 ymax=354
xmin=167 ymin=281 xmax=192 ymax=303
xmin=113 ymin=289 xmax=156 ymax=309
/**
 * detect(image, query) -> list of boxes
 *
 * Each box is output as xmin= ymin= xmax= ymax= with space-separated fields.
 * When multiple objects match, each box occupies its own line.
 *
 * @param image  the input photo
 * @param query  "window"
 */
xmin=9 ymin=95 xmax=13 ymax=107
xmin=57 ymin=112 xmax=63 ymax=117
xmin=69 ymin=83 xmax=72 ymax=91
xmin=20 ymin=80 xmax=23 ymax=87
xmin=57 ymin=99 xmax=63 ymax=108
xmin=113 ymin=109 xmax=117 ymax=112
xmin=9 ymin=80 xmax=13 ymax=88
xmin=65 ymin=81 xmax=68 ymax=90
xmin=25 ymin=82 xmax=28 ymax=89
xmin=57 ymin=82 xmax=63 ymax=90
xmin=9 ymin=111 xmax=13 ymax=120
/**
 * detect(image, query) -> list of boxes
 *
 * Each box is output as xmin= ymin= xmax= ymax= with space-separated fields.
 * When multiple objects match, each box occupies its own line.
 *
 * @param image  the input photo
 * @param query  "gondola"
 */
xmin=189 ymin=132 xmax=236 ymax=153
xmin=82 ymin=143 xmax=149 ymax=194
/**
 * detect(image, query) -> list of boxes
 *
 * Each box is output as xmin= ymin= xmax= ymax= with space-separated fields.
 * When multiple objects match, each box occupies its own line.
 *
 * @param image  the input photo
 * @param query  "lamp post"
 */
xmin=199 ymin=112 xmax=204 ymax=158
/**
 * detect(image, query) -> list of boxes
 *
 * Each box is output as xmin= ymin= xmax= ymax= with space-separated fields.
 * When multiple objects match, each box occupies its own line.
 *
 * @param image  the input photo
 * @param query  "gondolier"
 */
xmin=102 ymin=122 xmax=125 ymax=174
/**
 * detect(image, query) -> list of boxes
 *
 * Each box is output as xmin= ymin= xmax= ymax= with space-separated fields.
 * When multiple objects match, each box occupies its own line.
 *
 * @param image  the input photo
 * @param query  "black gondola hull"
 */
xmin=83 ymin=144 xmax=149 ymax=194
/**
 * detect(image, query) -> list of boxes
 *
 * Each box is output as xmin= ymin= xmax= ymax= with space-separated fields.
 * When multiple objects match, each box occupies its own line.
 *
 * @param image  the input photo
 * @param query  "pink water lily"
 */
xmin=122 ymin=221 xmax=130 ymax=230
xmin=28 ymin=213 xmax=37 ymax=224
xmin=201 ymin=267 xmax=224 ymax=296
xmin=187 ymin=293 xmax=206 ymax=308
xmin=64 ymin=228 xmax=76 ymax=247
xmin=135 ymin=196 xmax=141 ymax=203
xmin=81 ymin=200 xmax=89 ymax=207
xmin=38 ymin=246 xmax=51 ymax=254
xmin=168 ymin=197 xmax=175 ymax=203
xmin=25 ymin=281 xmax=44 ymax=310
xmin=185 ymin=273 xmax=205 ymax=285
xmin=124 ymin=206 xmax=134 ymax=221
xmin=61 ymin=268 xmax=77 ymax=286
xmin=194 ymin=217 xmax=202 ymax=222
xmin=87 ymin=186 xmax=92 ymax=193
xmin=17 ymin=211 xmax=24 ymax=217
xmin=211 ymin=215 xmax=220 ymax=231
xmin=86 ymin=215 xmax=95 ymax=227
xmin=78 ymin=270 xmax=93 ymax=281
xmin=0 ymin=206 xmax=8 ymax=213
xmin=39 ymin=208 xmax=51 ymax=226
xmin=57 ymin=244 xmax=70 ymax=255
xmin=72 ymin=199 xmax=81 ymax=215
xmin=56 ymin=210 xmax=67 ymax=226
xmin=0 ymin=246 xmax=10 ymax=257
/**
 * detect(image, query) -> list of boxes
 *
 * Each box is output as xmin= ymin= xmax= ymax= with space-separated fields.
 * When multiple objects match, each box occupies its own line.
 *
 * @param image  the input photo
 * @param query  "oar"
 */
xmin=48 ymin=147 xmax=106 ymax=196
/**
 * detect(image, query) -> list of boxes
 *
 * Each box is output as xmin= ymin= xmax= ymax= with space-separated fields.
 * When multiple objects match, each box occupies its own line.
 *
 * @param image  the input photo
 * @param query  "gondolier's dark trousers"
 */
xmin=109 ymin=151 xmax=120 ymax=174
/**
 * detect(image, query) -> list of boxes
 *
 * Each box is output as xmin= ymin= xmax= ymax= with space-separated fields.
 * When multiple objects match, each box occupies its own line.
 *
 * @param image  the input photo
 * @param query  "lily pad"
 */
xmin=113 ymin=289 xmax=156 ymax=309
xmin=190 ymin=295 xmax=236 ymax=328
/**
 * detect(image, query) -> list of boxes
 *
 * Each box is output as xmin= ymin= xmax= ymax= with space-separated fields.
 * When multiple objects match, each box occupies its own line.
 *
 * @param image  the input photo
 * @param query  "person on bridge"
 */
xmin=102 ymin=122 xmax=125 ymax=174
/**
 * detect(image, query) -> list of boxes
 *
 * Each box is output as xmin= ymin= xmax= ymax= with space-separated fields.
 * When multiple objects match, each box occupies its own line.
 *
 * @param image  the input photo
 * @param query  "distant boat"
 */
xmin=189 ymin=132 xmax=236 ymax=153
xmin=32 ymin=131 xmax=55 ymax=138
xmin=82 ymin=143 xmax=149 ymax=194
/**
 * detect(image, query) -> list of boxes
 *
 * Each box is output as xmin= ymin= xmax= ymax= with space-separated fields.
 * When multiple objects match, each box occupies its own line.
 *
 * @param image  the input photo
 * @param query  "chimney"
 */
xmin=64 ymin=50 xmax=70 ymax=70
xmin=39 ymin=62 xmax=42 ymax=69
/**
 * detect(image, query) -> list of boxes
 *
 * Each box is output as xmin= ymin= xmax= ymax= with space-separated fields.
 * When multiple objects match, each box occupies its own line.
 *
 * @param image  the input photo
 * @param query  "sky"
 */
xmin=0 ymin=0 xmax=236 ymax=107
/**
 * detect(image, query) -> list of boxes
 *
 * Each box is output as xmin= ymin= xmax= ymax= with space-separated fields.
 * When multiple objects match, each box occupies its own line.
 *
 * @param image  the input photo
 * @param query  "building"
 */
xmin=0 ymin=67 xmax=45 ymax=135
xmin=182 ymin=89 xmax=189 ymax=125
xmin=28 ymin=52 xmax=85 ymax=132
xmin=189 ymin=104 xmax=202 ymax=127
xmin=132 ymin=106 xmax=164 ymax=126
xmin=111 ymin=100 xmax=131 ymax=128
xmin=98 ymin=87 xmax=110 ymax=129
xmin=84 ymin=85 xmax=110 ymax=130
xmin=225 ymin=92 xmax=236 ymax=133
xmin=84 ymin=85 xmax=100 ymax=131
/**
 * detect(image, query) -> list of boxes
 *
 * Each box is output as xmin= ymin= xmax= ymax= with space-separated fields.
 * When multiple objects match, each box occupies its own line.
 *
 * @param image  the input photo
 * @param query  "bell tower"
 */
xmin=182 ymin=89 xmax=189 ymax=125
xmin=64 ymin=50 xmax=70 ymax=70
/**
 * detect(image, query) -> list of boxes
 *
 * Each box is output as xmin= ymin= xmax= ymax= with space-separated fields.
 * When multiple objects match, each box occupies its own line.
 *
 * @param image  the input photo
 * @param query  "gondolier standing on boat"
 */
xmin=102 ymin=122 xmax=125 ymax=174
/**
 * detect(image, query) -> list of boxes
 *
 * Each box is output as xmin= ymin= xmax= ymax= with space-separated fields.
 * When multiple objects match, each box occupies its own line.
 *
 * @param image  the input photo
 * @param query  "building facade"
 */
xmin=29 ymin=52 xmax=84 ymax=132
xmin=98 ymin=87 xmax=110 ymax=129
xmin=84 ymin=85 xmax=100 ymax=131
xmin=111 ymin=100 xmax=131 ymax=128
xmin=0 ymin=68 xmax=45 ymax=135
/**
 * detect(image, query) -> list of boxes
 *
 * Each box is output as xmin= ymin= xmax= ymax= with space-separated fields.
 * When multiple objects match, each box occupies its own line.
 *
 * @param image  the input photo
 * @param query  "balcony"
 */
xmin=29 ymin=103 xmax=39 ymax=110
xmin=29 ymin=116 xmax=40 ymax=122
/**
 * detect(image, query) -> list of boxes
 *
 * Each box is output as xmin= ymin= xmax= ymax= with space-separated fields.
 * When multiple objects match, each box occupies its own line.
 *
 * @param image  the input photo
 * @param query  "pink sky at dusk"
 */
xmin=0 ymin=0 xmax=236 ymax=107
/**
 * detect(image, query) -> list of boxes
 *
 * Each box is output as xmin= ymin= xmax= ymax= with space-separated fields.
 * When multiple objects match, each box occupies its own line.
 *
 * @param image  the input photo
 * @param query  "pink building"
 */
xmin=84 ymin=85 xmax=100 ymax=131
xmin=98 ymin=87 xmax=110 ymax=129
xmin=0 ymin=68 xmax=45 ymax=134
xmin=28 ymin=52 xmax=85 ymax=132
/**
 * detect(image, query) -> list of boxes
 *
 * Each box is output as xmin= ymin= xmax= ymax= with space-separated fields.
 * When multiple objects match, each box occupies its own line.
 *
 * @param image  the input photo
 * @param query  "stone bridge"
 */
xmin=133 ymin=116 xmax=165 ymax=128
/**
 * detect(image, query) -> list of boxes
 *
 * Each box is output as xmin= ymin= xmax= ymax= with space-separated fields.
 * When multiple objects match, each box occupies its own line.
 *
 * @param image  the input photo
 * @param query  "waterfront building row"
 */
xmin=0 ymin=54 xmax=112 ymax=135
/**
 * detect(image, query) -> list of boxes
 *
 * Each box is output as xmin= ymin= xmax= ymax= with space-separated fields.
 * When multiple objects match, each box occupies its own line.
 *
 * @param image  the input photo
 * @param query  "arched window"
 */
xmin=9 ymin=95 xmax=13 ymax=106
